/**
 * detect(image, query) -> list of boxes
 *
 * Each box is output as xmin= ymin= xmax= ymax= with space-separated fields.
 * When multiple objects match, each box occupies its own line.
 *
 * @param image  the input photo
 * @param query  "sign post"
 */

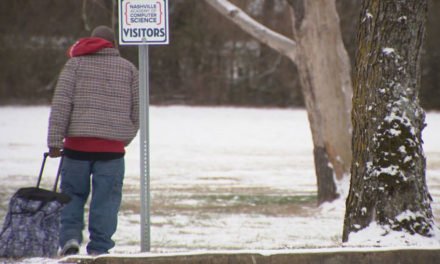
xmin=118 ymin=0 xmax=169 ymax=252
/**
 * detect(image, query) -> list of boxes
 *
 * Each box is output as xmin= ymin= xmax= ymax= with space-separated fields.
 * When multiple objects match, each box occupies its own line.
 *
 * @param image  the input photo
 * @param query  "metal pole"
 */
xmin=139 ymin=44 xmax=151 ymax=252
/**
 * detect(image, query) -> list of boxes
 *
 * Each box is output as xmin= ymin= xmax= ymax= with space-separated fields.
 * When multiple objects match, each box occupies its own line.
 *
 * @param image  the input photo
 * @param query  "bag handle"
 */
xmin=36 ymin=152 xmax=64 ymax=192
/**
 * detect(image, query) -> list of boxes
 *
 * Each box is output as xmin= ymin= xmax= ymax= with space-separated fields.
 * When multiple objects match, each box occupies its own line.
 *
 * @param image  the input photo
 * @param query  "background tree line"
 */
xmin=0 ymin=0 xmax=439 ymax=109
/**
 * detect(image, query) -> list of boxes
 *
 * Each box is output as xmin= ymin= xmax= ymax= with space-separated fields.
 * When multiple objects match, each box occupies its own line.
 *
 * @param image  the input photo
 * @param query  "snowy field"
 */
xmin=1 ymin=106 xmax=440 ymax=260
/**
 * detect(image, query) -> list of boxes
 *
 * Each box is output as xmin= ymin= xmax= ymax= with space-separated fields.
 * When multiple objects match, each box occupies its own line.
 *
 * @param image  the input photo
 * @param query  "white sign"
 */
xmin=119 ymin=0 xmax=169 ymax=45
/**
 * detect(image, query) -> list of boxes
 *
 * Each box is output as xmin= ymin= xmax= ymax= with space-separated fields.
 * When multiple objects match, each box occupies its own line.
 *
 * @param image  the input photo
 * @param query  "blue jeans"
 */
xmin=59 ymin=157 xmax=125 ymax=254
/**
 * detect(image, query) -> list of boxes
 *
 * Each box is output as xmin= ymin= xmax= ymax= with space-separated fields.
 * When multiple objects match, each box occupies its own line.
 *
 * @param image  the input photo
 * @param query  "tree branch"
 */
xmin=204 ymin=0 xmax=297 ymax=61
xmin=82 ymin=0 xmax=91 ymax=31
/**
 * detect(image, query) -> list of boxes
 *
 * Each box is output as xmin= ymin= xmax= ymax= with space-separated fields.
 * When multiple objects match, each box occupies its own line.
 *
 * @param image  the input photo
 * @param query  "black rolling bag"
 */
xmin=0 ymin=153 xmax=70 ymax=258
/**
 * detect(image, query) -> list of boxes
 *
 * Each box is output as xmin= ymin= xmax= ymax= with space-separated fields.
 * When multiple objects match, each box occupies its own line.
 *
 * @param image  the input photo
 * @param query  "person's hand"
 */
xmin=49 ymin=148 xmax=62 ymax=158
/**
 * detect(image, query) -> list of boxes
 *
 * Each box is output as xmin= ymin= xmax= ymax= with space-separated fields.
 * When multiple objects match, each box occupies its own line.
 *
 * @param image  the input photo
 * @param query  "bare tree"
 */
xmin=205 ymin=0 xmax=353 ymax=203
xmin=343 ymin=0 xmax=435 ymax=242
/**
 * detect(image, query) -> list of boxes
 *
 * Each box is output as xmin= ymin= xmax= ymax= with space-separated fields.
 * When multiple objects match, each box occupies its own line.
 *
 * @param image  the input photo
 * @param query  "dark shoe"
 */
xmin=60 ymin=239 xmax=80 ymax=256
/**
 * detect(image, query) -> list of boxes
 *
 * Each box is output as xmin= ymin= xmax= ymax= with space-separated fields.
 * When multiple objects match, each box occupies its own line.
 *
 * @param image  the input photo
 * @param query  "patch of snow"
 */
xmin=395 ymin=210 xmax=424 ymax=223
xmin=361 ymin=207 xmax=367 ymax=215
xmin=362 ymin=11 xmax=373 ymax=22
xmin=389 ymin=128 xmax=402 ymax=136
xmin=382 ymin=48 xmax=395 ymax=56
xmin=398 ymin=16 xmax=407 ymax=23
xmin=403 ymin=156 xmax=412 ymax=163
xmin=345 ymin=221 xmax=440 ymax=247
xmin=384 ymin=111 xmax=416 ymax=136
xmin=377 ymin=165 xmax=399 ymax=176
xmin=398 ymin=146 xmax=407 ymax=154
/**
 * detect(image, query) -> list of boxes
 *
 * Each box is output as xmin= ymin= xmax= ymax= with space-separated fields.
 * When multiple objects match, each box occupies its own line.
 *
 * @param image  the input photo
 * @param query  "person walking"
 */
xmin=47 ymin=25 xmax=139 ymax=256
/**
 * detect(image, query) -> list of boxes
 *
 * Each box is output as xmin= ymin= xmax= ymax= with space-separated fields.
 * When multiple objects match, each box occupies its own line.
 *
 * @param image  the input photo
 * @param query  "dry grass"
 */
xmin=120 ymin=185 xmax=318 ymax=218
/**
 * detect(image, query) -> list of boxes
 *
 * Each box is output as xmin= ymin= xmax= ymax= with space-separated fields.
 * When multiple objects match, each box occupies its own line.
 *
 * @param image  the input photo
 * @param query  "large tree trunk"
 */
xmin=288 ymin=0 xmax=353 ymax=203
xmin=205 ymin=0 xmax=353 ymax=204
xmin=343 ymin=0 xmax=434 ymax=242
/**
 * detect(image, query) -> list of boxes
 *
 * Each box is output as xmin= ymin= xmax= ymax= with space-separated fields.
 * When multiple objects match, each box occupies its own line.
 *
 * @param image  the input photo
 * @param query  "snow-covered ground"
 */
xmin=1 ymin=106 xmax=440 ymax=259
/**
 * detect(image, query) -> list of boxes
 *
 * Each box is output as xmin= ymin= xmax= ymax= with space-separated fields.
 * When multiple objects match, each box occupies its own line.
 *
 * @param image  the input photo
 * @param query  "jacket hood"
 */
xmin=67 ymin=37 xmax=114 ymax=58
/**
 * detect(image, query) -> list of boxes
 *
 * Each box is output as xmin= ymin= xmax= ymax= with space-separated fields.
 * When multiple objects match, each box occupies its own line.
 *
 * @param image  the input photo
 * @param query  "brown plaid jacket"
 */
xmin=48 ymin=48 xmax=139 ymax=149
